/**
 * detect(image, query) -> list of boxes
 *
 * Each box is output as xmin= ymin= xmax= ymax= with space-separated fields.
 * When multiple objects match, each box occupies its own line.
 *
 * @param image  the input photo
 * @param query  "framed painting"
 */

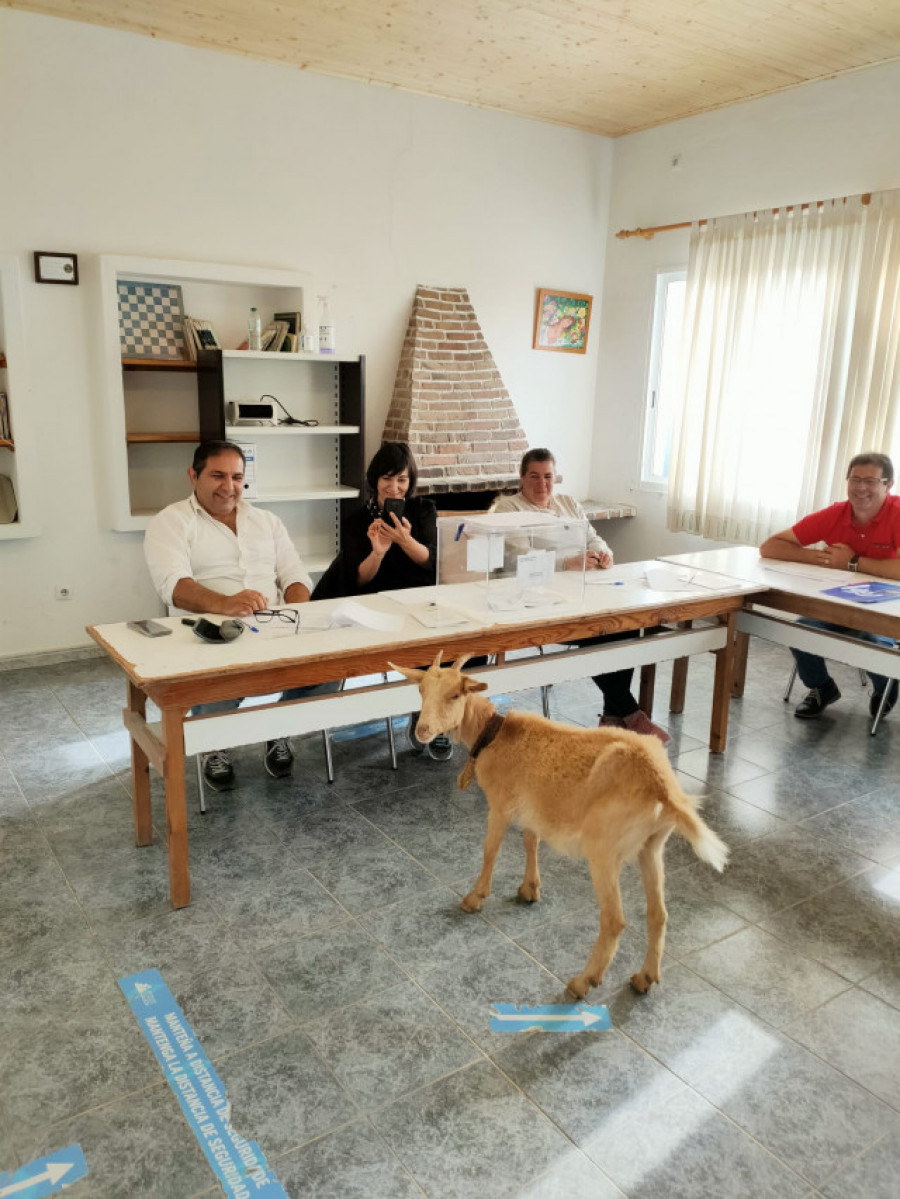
xmin=533 ymin=288 xmax=592 ymax=354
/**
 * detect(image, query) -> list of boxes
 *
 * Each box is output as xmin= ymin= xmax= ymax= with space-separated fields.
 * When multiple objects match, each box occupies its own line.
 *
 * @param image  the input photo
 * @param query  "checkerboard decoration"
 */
xmin=117 ymin=280 xmax=188 ymax=360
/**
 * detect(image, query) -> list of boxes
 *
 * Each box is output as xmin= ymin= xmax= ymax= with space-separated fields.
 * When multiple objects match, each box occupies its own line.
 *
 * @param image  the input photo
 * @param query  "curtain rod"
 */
xmin=615 ymin=193 xmax=871 ymax=241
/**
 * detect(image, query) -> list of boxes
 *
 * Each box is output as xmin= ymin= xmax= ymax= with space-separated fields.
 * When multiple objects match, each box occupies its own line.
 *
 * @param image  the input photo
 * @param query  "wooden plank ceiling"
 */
xmin=5 ymin=1 xmax=900 ymax=135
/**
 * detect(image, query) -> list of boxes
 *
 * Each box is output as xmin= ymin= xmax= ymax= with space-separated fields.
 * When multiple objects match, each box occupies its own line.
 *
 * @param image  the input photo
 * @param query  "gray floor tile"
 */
xmin=684 ymin=925 xmax=850 ymax=1028
xmin=215 ymin=1029 xmax=356 ymax=1155
xmin=304 ymin=981 xmax=480 ymax=1111
xmin=495 ymin=1023 xmax=686 ymax=1146
xmin=417 ymin=937 xmax=566 ymax=1053
xmin=682 ymin=825 xmax=872 ymax=923
xmin=372 ymin=1057 xmax=573 ymax=1199
xmin=14 ymin=1083 xmax=212 ymax=1199
xmin=360 ymin=885 xmax=512 ymax=976
xmin=673 ymin=745 xmax=769 ymax=791
xmin=802 ymin=783 xmax=900 ymax=864
xmin=787 ymin=988 xmax=900 ymax=1110
xmin=694 ymin=1028 xmax=897 ymax=1185
xmin=274 ymin=1118 xmax=425 ymax=1198
xmin=728 ymin=759 xmax=881 ymax=822
xmin=820 ymin=1125 xmax=900 ymax=1199
xmin=0 ymin=983 xmax=161 ymax=1142
xmin=759 ymin=864 xmax=900 ymax=982
xmin=584 ymin=1079 xmax=809 ymax=1198
xmin=260 ymin=921 xmax=406 ymax=1023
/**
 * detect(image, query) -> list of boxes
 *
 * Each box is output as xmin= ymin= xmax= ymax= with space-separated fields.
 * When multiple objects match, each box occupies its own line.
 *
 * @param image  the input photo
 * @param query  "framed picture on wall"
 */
xmin=533 ymin=288 xmax=593 ymax=354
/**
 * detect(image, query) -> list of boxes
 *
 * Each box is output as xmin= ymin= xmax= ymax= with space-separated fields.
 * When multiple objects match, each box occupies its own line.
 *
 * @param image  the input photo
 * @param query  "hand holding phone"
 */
xmin=382 ymin=497 xmax=405 ymax=524
xmin=127 ymin=619 xmax=172 ymax=638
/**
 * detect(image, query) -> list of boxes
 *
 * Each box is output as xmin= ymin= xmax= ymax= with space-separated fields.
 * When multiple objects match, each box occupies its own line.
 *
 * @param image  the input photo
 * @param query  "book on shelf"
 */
xmin=182 ymin=317 xmax=221 ymax=360
xmin=260 ymin=320 xmax=289 ymax=352
xmin=274 ymin=312 xmax=302 ymax=337
xmin=0 ymin=391 xmax=10 ymax=441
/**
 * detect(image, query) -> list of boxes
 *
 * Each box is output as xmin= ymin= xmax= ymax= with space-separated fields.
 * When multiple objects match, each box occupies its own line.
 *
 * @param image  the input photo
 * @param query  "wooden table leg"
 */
xmin=639 ymin=663 xmax=656 ymax=715
xmin=126 ymin=681 xmax=153 ymax=848
xmin=161 ymin=706 xmax=190 ymax=909
xmin=732 ymin=629 xmax=750 ymax=697
xmin=709 ymin=612 xmax=737 ymax=754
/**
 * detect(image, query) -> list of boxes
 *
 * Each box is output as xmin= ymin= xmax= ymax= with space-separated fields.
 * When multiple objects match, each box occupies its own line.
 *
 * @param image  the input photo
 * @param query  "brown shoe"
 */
xmin=622 ymin=710 xmax=671 ymax=744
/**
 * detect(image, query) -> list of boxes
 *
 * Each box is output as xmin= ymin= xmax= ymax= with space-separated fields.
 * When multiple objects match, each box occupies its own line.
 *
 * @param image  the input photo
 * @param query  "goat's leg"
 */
xmin=462 ymin=807 xmax=511 ymax=912
xmin=631 ymin=832 xmax=670 ymax=994
xmin=567 ymin=855 xmax=626 ymax=1000
xmin=517 ymin=829 xmax=541 ymax=903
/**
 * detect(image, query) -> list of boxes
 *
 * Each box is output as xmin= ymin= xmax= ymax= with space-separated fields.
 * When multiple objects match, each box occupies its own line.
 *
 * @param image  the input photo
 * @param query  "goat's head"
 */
xmin=389 ymin=651 xmax=488 ymax=744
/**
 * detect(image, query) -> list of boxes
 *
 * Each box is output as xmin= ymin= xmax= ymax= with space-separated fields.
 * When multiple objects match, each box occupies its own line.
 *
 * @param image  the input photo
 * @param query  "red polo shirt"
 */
xmin=793 ymin=495 xmax=900 ymax=559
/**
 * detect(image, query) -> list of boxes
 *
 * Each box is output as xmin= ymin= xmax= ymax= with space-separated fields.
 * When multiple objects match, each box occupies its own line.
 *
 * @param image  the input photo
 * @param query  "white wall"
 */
xmin=593 ymin=60 xmax=900 ymax=562
xmin=0 ymin=10 xmax=612 ymax=657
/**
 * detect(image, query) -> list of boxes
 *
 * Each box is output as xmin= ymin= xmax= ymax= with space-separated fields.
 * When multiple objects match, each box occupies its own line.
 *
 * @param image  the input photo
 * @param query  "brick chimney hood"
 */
xmin=382 ymin=286 xmax=528 ymax=495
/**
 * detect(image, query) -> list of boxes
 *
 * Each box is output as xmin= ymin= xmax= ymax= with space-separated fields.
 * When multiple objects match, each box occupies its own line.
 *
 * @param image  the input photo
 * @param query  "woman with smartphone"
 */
xmin=312 ymin=441 xmax=436 ymax=599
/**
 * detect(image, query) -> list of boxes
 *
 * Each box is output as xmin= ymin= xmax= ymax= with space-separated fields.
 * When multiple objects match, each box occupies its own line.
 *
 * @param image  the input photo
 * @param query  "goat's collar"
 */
xmin=458 ymin=712 xmax=505 ymax=791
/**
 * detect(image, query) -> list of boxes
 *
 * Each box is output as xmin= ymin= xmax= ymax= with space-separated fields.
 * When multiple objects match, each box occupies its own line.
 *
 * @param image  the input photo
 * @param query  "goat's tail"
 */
xmin=670 ymin=797 xmax=729 ymax=872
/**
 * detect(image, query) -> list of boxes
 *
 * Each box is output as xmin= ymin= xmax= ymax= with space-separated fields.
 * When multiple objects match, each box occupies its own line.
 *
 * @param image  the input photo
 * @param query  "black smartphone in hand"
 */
xmin=382 ymin=498 xmax=405 ymax=523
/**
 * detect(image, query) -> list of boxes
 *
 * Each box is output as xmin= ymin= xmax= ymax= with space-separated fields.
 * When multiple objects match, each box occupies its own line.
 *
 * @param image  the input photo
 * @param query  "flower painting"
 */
xmin=533 ymin=288 xmax=593 ymax=354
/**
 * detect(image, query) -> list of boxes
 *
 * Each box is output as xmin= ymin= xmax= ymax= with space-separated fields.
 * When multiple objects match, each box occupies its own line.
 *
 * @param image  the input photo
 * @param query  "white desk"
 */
xmin=659 ymin=546 xmax=900 ymax=696
xmin=89 ymin=561 xmax=765 ymax=907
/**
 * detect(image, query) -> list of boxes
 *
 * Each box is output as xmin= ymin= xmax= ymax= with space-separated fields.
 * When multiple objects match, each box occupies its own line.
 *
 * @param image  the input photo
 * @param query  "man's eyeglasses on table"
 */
xmin=251 ymin=608 xmax=301 ymax=634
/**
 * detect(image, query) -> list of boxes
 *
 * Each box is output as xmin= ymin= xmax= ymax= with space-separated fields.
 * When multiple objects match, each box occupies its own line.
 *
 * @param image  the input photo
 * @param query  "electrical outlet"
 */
xmin=54 ymin=584 xmax=73 ymax=601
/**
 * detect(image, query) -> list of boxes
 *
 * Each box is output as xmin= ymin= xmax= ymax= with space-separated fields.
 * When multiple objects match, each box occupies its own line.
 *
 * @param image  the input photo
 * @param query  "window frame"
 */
xmin=640 ymin=267 xmax=687 ymax=491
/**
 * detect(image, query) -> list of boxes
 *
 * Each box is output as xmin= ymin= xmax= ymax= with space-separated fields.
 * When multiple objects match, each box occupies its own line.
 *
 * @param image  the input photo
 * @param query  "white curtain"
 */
xmin=667 ymin=189 xmax=900 ymax=542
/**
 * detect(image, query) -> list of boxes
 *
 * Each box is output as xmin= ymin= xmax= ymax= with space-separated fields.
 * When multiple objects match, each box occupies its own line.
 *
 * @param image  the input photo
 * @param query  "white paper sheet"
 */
xmin=297 ymin=599 xmax=404 ymax=632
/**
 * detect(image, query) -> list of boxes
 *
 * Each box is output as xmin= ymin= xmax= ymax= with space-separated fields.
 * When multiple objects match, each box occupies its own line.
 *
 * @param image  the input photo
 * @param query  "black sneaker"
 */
xmin=794 ymin=679 xmax=841 ymax=719
xmin=426 ymin=734 xmax=454 ymax=761
xmin=406 ymin=713 xmax=424 ymax=754
xmin=869 ymin=679 xmax=899 ymax=720
xmin=202 ymin=750 xmax=235 ymax=791
xmin=264 ymin=738 xmax=293 ymax=778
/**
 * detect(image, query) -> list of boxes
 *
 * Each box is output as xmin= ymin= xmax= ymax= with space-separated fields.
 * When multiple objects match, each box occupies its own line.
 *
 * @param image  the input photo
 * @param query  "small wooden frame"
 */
xmin=533 ymin=288 xmax=592 ymax=354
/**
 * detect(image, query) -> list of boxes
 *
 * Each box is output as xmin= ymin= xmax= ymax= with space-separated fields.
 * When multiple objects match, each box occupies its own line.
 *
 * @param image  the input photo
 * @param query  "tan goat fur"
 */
xmin=390 ymin=652 xmax=729 ymax=998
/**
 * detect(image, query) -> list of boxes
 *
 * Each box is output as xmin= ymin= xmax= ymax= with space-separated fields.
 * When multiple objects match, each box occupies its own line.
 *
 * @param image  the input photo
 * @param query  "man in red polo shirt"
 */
xmin=760 ymin=452 xmax=900 ymax=720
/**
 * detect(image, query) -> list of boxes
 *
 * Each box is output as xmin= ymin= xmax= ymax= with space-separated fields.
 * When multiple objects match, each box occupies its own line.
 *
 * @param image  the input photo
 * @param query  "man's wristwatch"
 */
xmin=848 ymin=555 xmax=860 ymax=572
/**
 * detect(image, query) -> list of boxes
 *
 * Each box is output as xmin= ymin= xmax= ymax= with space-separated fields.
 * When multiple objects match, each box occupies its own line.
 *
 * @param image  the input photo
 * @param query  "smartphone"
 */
xmin=127 ymin=619 xmax=172 ymax=638
xmin=382 ymin=497 xmax=405 ymax=523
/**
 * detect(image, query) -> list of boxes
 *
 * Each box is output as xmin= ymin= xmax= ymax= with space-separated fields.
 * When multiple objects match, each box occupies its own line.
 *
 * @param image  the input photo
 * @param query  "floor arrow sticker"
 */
xmin=490 ymin=1003 xmax=612 ymax=1032
xmin=0 ymin=1145 xmax=88 ymax=1198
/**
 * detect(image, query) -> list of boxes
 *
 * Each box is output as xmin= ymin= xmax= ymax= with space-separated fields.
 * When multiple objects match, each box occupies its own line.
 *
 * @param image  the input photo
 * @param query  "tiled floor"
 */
xmin=1 ymin=641 xmax=899 ymax=1197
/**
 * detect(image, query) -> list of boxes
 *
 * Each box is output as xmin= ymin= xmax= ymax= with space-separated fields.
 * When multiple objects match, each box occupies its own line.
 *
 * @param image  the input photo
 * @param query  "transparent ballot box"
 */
xmin=436 ymin=511 xmax=588 ymax=614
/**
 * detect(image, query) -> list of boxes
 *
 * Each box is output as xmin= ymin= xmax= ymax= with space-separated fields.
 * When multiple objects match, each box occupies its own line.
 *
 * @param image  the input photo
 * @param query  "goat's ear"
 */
xmin=389 ymin=662 xmax=426 ymax=682
xmin=462 ymin=676 xmax=489 ymax=693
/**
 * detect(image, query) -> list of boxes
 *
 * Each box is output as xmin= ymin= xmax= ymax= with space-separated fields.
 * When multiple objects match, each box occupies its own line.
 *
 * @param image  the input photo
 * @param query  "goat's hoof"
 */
xmin=630 ymin=971 xmax=658 ymax=994
xmin=461 ymin=892 xmax=484 ymax=913
xmin=517 ymin=881 xmax=541 ymax=904
xmin=566 ymin=975 xmax=593 ymax=1000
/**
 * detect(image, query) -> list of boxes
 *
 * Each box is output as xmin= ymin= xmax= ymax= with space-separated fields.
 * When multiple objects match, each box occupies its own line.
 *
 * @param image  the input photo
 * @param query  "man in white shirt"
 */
xmin=144 ymin=440 xmax=319 ymax=790
xmin=493 ymin=448 xmax=669 ymax=743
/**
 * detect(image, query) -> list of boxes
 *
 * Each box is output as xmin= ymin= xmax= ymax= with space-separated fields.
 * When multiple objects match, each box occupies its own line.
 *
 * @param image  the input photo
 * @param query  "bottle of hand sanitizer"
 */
xmin=317 ymin=295 xmax=335 ymax=355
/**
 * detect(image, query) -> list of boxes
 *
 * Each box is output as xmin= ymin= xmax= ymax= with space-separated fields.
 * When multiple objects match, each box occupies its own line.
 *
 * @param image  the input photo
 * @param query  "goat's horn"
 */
xmin=389 ymin=661 xmax=426 ymax=682
xmin=428 ymin=650 xmax=444 ymax=672
xmin=454 ymin=654 xmax=473 ymax=673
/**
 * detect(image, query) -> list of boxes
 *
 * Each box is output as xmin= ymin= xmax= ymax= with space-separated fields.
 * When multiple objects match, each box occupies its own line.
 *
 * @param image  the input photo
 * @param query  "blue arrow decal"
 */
xmin=120 ymin=969 xmax=287 ymax=1197
xmin=0 ymin=1145 xmax=87 ymax=1198
xmin=490 ymin=1003 xmax=612 ymax=1032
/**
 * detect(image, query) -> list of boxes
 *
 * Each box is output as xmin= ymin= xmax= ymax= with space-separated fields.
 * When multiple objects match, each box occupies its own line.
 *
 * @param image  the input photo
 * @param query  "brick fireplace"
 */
xmin=383 ymin=286 xmax=529 ymax=507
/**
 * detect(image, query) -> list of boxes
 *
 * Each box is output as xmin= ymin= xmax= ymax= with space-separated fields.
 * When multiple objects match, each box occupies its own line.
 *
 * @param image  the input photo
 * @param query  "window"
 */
xmin=641 ymin=270 xmax=686 ymax=488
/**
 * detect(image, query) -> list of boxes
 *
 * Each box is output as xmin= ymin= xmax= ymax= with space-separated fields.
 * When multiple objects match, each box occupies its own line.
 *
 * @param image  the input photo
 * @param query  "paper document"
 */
xmin=466 ymin=536 xmax=505 ymax=573
xmin=821 ymin=581 xmax=900 ymax=604
xmin=644 ymin=567 xmax=715 ymax=592
xmin=298 ymin=600 xmax=404 ymax=632
xmin=408 ymin=605 xmax=472 ymax=628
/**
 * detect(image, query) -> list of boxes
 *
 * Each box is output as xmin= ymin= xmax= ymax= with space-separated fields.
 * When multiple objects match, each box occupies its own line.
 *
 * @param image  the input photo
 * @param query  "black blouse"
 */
xmin=311 ymin=495 xmax=437 ymax=600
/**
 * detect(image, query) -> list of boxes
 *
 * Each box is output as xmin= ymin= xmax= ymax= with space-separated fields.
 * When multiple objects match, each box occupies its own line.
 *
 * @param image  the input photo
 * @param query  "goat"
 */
xmin=390 ymin=652 xmax=728 ymax=998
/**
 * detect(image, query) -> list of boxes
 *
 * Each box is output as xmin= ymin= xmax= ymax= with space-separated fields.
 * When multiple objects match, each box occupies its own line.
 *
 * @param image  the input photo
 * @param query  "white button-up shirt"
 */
xmin=144 ymin=494 xmax=312 ymax=611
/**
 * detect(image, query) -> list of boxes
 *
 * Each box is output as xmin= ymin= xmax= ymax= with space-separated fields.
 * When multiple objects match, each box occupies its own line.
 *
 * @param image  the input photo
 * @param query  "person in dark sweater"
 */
xmin=312 ymin=441 xmax=454 ymax=759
